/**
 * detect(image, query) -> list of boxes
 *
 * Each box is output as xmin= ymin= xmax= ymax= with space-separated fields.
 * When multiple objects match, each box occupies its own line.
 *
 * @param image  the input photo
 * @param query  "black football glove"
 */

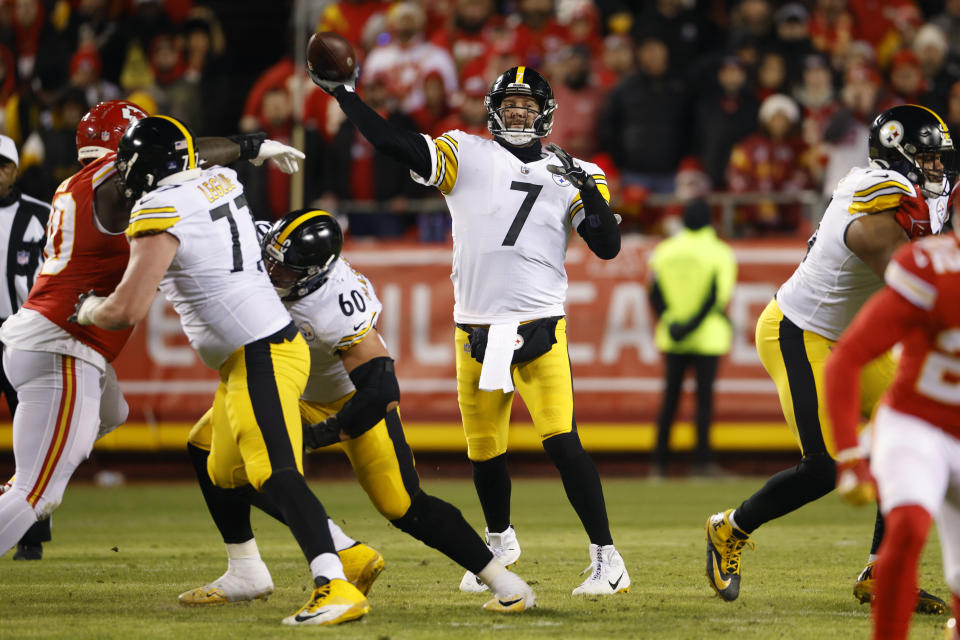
xmin=546 ymin=143 xmax=595 ymax=191
xmin=303 ymin=416 xmax=343 ymax=453
xmin=227 ymin=132 xmax=267 ymax=161
xmin=308 ymin=65 xmax=359 ymax=96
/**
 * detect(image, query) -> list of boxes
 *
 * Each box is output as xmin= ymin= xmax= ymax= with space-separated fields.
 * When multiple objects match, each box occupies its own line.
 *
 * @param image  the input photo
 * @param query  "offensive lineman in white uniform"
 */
xmin=705 ymin=104 xmax=952 ymax=610
xmin=71 ymin=116 xmax=368 ymax=627
xmin=179 ymin=209 xmax=537 ymax=613
xmin=311 ymin=63 xmax=630 ymax=595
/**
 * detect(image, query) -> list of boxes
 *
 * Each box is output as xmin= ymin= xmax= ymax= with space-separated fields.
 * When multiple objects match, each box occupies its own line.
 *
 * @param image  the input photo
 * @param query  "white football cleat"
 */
xmin=572 ymin=544 xmax=630 ymax=595
xmin=460 ymin=526 xmax=521 ymax=593
xmin=482 ymin=569 xmax=536 ymax=613
xmin=178 ymin=560 xmax=274 ymax=605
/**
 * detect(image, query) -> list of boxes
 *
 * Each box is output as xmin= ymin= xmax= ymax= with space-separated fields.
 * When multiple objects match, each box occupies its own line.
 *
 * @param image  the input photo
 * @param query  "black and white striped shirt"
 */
xmin=0 ymin=188 xmax=49 ymax=320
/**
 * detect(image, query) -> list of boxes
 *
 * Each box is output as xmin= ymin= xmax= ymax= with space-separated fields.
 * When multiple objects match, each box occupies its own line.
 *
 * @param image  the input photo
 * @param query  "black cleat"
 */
xmin=13 ymin=543 xmax=42 ymax=560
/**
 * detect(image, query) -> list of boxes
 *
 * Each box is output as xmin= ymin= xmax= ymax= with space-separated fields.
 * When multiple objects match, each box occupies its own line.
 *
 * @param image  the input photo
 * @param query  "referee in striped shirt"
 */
xmin=0 ymin=134 xmax=52 ymax=559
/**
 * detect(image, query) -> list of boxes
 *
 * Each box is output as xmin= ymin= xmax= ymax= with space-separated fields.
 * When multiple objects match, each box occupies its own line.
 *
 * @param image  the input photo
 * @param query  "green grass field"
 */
xmin=0 ymin=476 xmax=951 ymax=639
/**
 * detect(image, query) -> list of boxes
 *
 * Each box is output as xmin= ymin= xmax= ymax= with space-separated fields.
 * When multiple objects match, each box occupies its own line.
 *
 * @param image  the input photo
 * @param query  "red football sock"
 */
xmin=951 ymin=594 xmax=960 ymax=639
xmin=873 ymin=505 xmax=932 ymax=640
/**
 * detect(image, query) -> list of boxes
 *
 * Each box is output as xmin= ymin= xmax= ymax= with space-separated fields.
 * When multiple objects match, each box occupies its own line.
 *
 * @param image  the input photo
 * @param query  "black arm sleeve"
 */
xmin=649 ymin=277 xmax=666 ymax=318
xmin=334 ymin=86 xmax=433 ymax=180
xmin=575 ymin=185 xmax=620 ymax=260
xmin=314 ymin=356 xmax=400 ymax=439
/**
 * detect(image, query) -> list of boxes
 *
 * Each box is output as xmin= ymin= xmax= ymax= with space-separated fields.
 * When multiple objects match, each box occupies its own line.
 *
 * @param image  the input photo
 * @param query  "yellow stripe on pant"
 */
xmin=454 ymin=317 xmax=575 ymax=462
xmin=203 ymin=330 xmax=309 ymax=490
xmin=755 ymin=298 xmax=895 ymax=457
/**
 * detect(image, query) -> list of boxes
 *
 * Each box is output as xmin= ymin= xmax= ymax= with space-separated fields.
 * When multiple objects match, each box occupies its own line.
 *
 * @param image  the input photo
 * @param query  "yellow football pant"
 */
xmin=454 ymin=317 xmax=575 ymax=462
xmin=756 ymin=299 xmax=895 ymax=457
xmin=202 ymin=329 xmax=309 ymax=490
xmin=190 ymin=393 xmax=420 ymax=521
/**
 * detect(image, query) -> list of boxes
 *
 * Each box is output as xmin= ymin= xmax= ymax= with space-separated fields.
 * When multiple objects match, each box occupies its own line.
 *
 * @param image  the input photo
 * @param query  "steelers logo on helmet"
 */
xmin=880 ymin=121 xmax=904 ymax=148
xmin=261 ymin=209 xmax=344 ymax=301
xmin=485 ymin=66 xmax=557 ymax=146
xmin=868 ymin=104 xmax=954 ymax=197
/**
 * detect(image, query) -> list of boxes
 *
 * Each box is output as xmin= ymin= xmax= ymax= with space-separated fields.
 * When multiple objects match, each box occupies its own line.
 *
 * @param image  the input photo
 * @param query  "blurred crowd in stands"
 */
xmin=3 ymin=0 xmax=960 ymax=239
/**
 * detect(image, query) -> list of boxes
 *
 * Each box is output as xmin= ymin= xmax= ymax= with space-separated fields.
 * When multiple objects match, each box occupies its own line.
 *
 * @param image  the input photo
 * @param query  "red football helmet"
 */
xmin=76 ymin=100 xmax=149 ymax=164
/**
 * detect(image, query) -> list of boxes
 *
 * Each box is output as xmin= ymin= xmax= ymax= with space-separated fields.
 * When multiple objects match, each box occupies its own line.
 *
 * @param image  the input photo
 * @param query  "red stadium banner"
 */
xmin=0 ymin=235 xmax=809 ymax=452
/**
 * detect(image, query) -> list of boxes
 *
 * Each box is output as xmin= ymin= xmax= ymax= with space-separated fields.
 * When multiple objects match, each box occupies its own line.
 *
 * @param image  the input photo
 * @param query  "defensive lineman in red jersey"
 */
xmin=826 ymin=231 xmax=960 ymax=640
xmin=0 ymin=101 xmax=305 ymax=557
xmin=0 ymin=102 xmax=146 ymax=556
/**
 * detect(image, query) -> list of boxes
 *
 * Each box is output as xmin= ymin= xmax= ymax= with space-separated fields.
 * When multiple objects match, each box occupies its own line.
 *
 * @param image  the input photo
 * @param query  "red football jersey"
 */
xmin=882 ymin=235 xmax=960 ymax=437
xmin=22 ymin=153 xmax=133 ymax=361
xmin=827 ymin=233 xmax=960 ymax=451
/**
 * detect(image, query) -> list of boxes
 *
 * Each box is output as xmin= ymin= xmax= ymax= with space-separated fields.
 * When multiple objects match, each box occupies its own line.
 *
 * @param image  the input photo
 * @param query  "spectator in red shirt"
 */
xmin=363 ymin=1 xmax=459 ymax=115
xmin=878 ymin=49 xmax=927 ymax=111
xmin=755 ymin=50 xmax=789 ymax=102
xmin=433 ymin=74 xmax=489 ymax=138
xmin=599 ymin=34 xmax=636 ymax=88
xmin=809 ymin=0 xmax=855 ymax=66
xmin=726 ymin=93 xmax=809 ymax=234
xmin=409 ymin=70 xmax=451 ymax=136
xmin=549 ymin=44 xmax=609 ymax=159
xmin=509 ymin=0 xmax=571 ymax=68
xmin=319 ymin=0 xmax=393 ymax=54
xmin=430 ymin=0 xmax=502 ymax=76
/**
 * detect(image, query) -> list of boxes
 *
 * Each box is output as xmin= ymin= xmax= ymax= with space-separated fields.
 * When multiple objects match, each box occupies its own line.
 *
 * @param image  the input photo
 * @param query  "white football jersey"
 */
xmin=412 ymin=130 xmax=610 ymax=324
xmin=776 ymin=165 xmax=942 ymax=340
xmin=285 ymin=258 xmax=382 ymax=404
xmin=126 ymin=166 xmax=291 ymax=369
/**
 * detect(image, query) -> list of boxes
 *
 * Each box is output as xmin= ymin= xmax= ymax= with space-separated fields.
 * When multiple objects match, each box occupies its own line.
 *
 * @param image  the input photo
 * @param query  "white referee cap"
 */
xmin=0 ymin=135 xmax=18 ymax=167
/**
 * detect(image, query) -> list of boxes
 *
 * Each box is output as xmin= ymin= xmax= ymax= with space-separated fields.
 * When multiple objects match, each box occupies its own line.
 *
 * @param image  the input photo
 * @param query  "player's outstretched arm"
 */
xmin=313 ymin=79 xmax=432 ymax=180
xmin=196 ymin=135 xmax=305 ymax=174
xmin=304 ymin=328 xmax=400 ymax=452
xmin=71 ymin=232 xmax=179 ymax=330
xmin=546 ymin=143 xmax=620 ymax=260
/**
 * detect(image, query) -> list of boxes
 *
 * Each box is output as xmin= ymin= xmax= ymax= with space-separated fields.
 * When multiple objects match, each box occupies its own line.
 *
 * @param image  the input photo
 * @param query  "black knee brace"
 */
xmin=391 ymin=491 xmax=493 ymax=574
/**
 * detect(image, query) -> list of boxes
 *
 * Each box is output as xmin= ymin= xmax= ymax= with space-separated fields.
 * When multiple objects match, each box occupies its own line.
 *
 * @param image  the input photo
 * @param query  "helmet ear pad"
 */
xmin=262 ymin=209 xmax=344 ymax=300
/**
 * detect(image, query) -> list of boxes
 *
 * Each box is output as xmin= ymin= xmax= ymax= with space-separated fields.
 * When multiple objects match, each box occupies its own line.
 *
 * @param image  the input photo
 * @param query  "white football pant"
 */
xmin=871 ymin=405 xmax=960 ymax=593
xmin=0 ymin=347 xmax=127 ymax=556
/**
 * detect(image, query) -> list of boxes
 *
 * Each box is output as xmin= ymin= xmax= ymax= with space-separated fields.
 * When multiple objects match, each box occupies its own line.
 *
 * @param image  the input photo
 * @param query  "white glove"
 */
xmin=250 ymin=139 xmax=305 ymax=174
xmin=70 ymin=291 xmax=106 ymax=326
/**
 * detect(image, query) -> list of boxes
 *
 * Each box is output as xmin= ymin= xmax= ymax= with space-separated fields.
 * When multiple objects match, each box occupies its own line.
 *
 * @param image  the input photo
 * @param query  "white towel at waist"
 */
xmin=478 ymin=321 xmax=519 ymax=392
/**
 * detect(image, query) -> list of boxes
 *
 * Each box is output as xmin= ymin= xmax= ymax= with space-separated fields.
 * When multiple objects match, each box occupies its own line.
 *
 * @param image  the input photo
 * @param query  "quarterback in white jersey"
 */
xmin=72 ymin=116 xmax=368 ymax=627
xmin=705 ymin=104 xmax=950 ymax=612
xmin=180 ymin=210 xmax=537 ymax=613
xmin=315 ymin=63 xmax=629 ymax=596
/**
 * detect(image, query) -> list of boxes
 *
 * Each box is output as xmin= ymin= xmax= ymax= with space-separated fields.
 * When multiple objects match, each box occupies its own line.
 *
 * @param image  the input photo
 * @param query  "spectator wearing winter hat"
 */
xmin=726 ymin=93 xmax=810 ymax=234
xmin=549 ymin=44 xmax=610 ymax=159
xmin=774 ymin=2 xmax=817 ymax=89
xmin=877 ymin=48 xmax=927 ymax=111
xmin=69 ymin=46 xmax=121 ymax=110
xmin=913 ymin=23 xmax=955 ymax=116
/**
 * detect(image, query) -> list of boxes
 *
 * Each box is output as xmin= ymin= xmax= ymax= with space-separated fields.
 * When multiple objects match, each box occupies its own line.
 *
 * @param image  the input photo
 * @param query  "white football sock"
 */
xmin=327 ymin=518 xmax=356 ymax=552
xmin=728 ymin=510 xmax=741 ymax=531
xmin=309 ymin=552 xmax=347 ymax=583
xmin=476 ymin=558 xmax=506 ymax=587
